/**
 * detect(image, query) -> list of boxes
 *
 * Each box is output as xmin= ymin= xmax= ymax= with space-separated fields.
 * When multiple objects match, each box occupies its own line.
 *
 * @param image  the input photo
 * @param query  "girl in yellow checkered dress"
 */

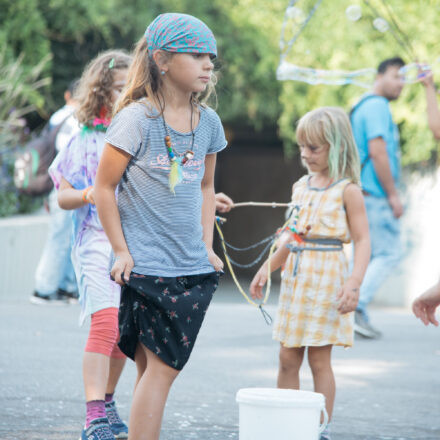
xmin=250 ymin=107 xmax=370 ymax=440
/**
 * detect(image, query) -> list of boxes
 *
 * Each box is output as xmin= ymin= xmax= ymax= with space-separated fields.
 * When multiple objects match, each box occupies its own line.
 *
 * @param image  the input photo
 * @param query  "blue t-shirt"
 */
xmin=105 ymin=101 xmax=227 ymax=277
xmin=350 ymin=94 xmax=401 ymax=198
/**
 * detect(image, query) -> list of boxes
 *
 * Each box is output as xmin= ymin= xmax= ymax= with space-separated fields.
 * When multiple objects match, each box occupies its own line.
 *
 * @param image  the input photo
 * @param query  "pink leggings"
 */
xmin=85 ymin=307 xmax=125 ymax=359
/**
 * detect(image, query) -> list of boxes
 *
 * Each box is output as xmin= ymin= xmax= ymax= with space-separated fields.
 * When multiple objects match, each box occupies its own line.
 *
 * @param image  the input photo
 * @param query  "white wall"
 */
xmin=0 ymin=214 xmax=49 ymax=299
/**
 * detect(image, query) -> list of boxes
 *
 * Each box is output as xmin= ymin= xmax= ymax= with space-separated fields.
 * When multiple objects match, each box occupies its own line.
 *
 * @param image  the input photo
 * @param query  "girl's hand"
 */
xmin=337 ymin=277 xmax=360 ymax=314
xmin=215 ymin=192 xmax=234 ymax=213
xmin=111 ymin=251 xmax=134 ymax=286
xmin=86 ymin=187 xmax=95 ymax=205
xmin=207 ymin=248 xmax=224 ymax=272
xmin=250 ymin=264 xmax=268 ymax=300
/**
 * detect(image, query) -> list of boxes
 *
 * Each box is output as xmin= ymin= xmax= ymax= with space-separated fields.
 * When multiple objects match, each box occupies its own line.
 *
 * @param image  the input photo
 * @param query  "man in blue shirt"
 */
xmin=350 ymin=57 xmax=405 ymax=338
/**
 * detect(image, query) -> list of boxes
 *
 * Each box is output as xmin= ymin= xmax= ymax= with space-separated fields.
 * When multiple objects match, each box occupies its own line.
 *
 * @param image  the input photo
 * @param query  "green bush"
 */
xmin=0 ymin=47 xmax=50 ymax=217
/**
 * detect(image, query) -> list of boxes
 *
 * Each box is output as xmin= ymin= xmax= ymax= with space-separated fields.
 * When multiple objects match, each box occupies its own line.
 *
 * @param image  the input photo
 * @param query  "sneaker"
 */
xmin=105 ymin=401 xmax=128 ymax=439
xmin=320 ymin=424 xmax=331 ymax=440
xmin=57 ymin=288 xmax=79 ymax=304
xmin=30 ymin=291 xmax=69 ymax=305
xmin=354 ymin=310 xmax=382 ymax=339
xmin=80 ymin=417 xmax=115 ymax=440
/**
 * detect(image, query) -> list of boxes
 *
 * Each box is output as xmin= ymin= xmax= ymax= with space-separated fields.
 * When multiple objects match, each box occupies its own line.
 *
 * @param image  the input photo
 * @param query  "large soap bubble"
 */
xmin=277 ymin=61 xmax=376 ymax=88
xmin=345 ymin=5 xmax=362 ymax=22
xmin=286 ymin=6 xmax=305 ymax=22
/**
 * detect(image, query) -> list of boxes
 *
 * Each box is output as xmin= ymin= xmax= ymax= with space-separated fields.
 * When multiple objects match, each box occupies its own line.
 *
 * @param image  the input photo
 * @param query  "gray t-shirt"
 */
xmin=105 ymin=101 xmax=227 ymax=277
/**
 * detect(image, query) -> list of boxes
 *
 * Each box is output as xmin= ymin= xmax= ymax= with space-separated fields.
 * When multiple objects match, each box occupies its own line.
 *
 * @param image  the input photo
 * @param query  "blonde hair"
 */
xmin=75 ymin=50 xmax=132 ymax=126
xmin=296 ymin=107 xmax=360 ymax=183
xmin=113 ymin=37 xmax=217 ymax=115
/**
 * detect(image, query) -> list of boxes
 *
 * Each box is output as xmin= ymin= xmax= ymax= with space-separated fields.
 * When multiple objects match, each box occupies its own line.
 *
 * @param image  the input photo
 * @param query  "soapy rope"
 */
xmin=215 ymin=202 xmax=295 ymax=324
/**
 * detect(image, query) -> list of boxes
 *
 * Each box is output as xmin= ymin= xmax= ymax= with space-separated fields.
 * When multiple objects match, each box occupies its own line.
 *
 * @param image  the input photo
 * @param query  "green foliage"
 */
xmin=1 ymin=0 xmax=439 ymax=168
xmin=277 ymin=0 xmax=440 ymax=164
xmin=0 ymin=46 xmax=50 ymax=217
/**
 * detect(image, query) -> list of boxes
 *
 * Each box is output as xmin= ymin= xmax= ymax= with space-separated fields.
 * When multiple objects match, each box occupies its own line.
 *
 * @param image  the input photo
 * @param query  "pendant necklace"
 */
xmin=162 ymin=102 xmax=195 ymax=193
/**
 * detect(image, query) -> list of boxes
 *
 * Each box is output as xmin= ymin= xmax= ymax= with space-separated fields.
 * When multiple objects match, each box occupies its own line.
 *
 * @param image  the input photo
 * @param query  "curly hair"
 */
xmin=113 ymin=37 xmax=217 ymax=116
xmin=75 ymin=50 xmax=132 ymax=126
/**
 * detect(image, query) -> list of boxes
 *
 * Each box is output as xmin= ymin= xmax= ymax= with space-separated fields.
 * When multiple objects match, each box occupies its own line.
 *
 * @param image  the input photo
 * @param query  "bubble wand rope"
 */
xmin=280 ymin=0 xmax=324 ymax=63
xmin=215 ymin=214 xmax=293 ymax=325
xmin=363 ymin=0 xmax=416 ymax=61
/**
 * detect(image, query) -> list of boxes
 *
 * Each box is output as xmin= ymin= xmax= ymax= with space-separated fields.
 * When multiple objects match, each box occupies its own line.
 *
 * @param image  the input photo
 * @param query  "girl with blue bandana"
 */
xmin=94 ymin=13 xmax=227 ymax=440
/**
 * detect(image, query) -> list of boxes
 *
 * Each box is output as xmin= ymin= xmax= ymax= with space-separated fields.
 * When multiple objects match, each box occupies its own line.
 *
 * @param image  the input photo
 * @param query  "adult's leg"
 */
xmin=34 ymin=189 xmax=73 ymax=296
xmin=128 ymin=344 xmax=179 ymax=440
xmin=308 ymin=345 xmax=334 ymax=420
xmin=358 ymin=196 xmax=401 ymax=317
xmin=277 ymin=345 xmax=305 ymax=389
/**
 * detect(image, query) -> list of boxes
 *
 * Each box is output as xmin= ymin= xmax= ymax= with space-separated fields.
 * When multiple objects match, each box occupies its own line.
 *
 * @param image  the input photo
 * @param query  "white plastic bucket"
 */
xmin=236 ymin=388 xmax=328 ymax=440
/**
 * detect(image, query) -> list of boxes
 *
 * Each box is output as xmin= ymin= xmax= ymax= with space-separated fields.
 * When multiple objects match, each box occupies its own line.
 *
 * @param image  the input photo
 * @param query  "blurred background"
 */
xmin=1 ymin=0 xmax=439 ymax=305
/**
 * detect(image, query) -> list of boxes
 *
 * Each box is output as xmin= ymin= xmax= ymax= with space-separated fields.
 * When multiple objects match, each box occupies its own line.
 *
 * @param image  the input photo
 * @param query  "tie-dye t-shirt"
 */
xmin=49 ymin=129 xmax=106 ymax=243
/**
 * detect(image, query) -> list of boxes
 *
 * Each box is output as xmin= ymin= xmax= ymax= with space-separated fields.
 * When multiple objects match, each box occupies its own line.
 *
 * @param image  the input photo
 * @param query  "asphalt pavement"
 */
xmin=1 ymin=282 xmax=439 ymax=440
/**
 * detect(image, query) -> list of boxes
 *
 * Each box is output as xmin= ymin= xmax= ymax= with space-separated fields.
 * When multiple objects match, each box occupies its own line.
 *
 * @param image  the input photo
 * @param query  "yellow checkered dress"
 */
xmin=273 ymin=175 xmax=354 ymax=348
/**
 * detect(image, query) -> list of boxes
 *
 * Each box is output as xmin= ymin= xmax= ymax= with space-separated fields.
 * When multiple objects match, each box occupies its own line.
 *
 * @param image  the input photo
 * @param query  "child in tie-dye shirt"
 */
xmin=49 ymin=50 xmax=132 ymax=440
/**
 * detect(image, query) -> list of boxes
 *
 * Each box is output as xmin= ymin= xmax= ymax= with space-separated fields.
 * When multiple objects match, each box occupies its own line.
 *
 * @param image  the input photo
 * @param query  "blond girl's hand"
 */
xmin=207 ymin=248 xmax=224 ymax=272
xmin=337 ymin=277 xmax=360 ymax=314
xmin=111 ymin=250 xmax=134 ymax=286
xmin=250 ymin=264 xmax=268 ymax=300
xmin=83 ymin=186 xmax=95 ymax=205
xmin=87 ymin=187 xmax=96 ymax=205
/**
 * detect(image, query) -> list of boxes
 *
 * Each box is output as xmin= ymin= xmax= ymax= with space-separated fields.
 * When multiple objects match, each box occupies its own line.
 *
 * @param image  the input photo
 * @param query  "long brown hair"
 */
xmin=75 ymin=50 xmax=132 ymax=126
xmin=113 ymin=37 xmax=217 ymax=115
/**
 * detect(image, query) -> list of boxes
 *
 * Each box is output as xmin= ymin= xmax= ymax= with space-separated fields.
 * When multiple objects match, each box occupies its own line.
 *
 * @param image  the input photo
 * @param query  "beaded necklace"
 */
xmin=162 ymin=102 xmax=196 ymax=193
xmin=284 ymin=176 xmax=333 ymax=243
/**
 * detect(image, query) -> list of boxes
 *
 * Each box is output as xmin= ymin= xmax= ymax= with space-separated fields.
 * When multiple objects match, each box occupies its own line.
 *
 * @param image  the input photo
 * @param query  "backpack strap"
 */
xmin=350 ymin=94 xmax=380 ymax=171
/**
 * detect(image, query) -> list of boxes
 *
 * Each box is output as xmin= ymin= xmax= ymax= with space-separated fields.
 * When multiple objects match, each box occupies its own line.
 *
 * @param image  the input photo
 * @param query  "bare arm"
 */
xmin=94 ymin=143 xmax=133 ymax=285
xmin=423 ymin=77 xmax=440 ymax=140
xmin=337 ymin=183 xmax=371 ymax=313
xmin=201 ymin=153 xmax=223 ymax=271
xmin=249 ymin=231 xmax=292 ymax=299
xmin=57 ymin=178 xmax=93 ymax=210
xmin=369 ymin=137 xmax=403 ymax=218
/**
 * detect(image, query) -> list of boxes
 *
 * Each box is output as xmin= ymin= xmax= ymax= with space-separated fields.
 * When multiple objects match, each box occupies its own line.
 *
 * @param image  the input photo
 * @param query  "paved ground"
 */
xmin=1 ymin=283 xmax=439 ymax=440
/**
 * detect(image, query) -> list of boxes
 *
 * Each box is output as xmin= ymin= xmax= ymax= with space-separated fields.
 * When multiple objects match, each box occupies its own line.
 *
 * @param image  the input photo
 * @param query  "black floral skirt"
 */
xmin=118 ymin=271 xmax=221 ymax=370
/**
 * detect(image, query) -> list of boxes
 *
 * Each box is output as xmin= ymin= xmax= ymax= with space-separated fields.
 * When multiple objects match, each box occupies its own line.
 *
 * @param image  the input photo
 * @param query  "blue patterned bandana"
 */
xmin=145 ymin=13 xmax=217 ymax=59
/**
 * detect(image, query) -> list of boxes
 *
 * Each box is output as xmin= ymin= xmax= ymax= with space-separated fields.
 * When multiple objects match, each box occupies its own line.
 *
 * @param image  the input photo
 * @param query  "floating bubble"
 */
xmin=373 ymin=17 xmax=389 ymax=32
xmin=277 ymin=61 xmax=376 ymax=88
xmin=286 ymin=6 xmax=305 ymax=22
xmin=399 ymin=63 xmax=432 ymax=83
xmin=345 ymin=5 xmax=362 ymax=22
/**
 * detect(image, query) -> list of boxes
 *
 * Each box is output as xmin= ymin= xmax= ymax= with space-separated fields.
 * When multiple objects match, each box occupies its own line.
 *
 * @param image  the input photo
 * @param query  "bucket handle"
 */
xmin=319 ymin=407 xmax=329 ymax=434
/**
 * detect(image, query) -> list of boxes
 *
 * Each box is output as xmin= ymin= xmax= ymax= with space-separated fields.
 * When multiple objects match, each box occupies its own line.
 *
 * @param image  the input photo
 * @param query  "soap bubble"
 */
xmin=345 ymin=5 xmax=362 ymax=22
xmin=277 ymin=61 xmax=376 ymax=88
xmin=399 ymin=63 xmax=432 ymax=83
xmin=373 ymin=17 xmax=389 ymax=32
xmin=286 ymin=6 xmax=305 ymax=22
